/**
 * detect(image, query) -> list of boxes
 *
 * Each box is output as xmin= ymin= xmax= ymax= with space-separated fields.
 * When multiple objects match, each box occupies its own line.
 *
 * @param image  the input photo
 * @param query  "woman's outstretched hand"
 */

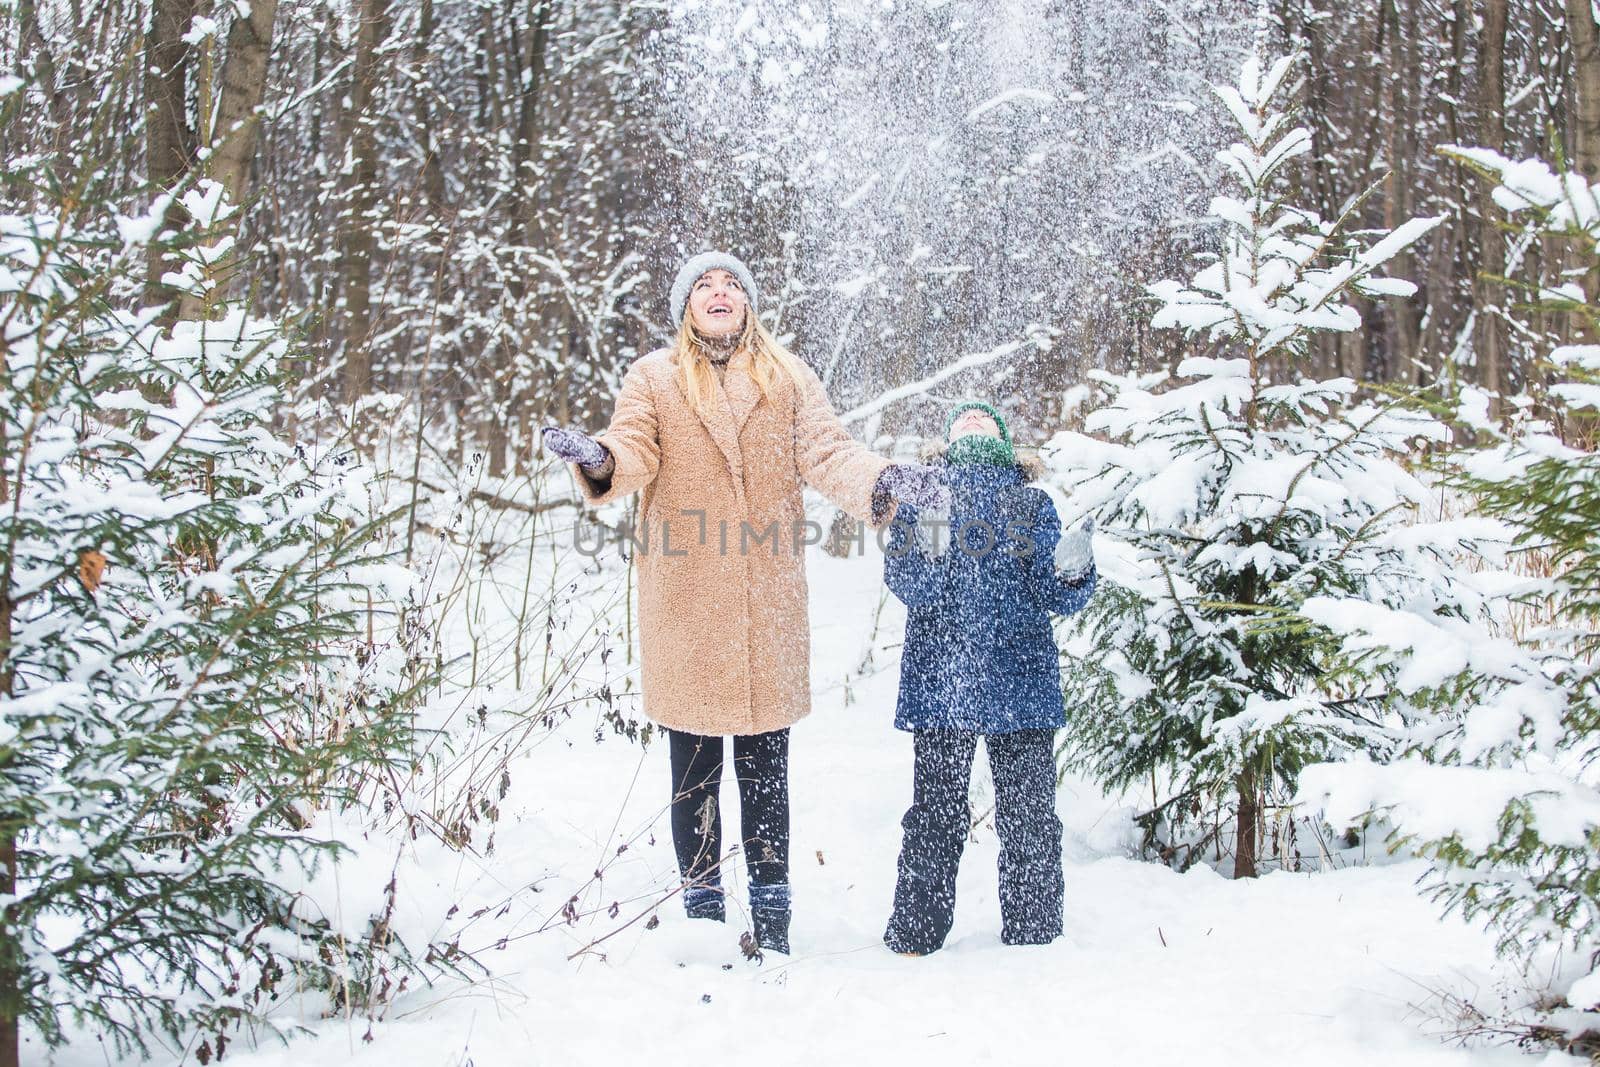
xmin=876 ymin=463 xmax=951 ymax=510
xmin=1054 ymin=515 xmax=1095 ymax=580
xmin=541 ymin=426 xmax=611 ymax=470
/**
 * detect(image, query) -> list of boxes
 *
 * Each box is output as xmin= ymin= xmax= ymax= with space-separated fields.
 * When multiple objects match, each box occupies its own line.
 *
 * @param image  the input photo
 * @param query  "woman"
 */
xmin=540 ymin=251 xmax=946 ymax=954
xmin=879 ymin=399 xmax=1096 ymax=955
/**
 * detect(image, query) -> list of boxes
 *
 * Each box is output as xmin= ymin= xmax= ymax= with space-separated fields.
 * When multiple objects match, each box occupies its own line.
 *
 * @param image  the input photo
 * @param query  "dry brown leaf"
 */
xmin=77 ymin=550 xmax=107 ymax=594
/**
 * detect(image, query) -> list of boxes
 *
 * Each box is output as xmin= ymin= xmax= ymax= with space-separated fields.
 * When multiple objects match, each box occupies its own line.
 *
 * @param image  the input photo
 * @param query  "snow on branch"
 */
xmin=836 ymin=338 xmax=1034 ymax=425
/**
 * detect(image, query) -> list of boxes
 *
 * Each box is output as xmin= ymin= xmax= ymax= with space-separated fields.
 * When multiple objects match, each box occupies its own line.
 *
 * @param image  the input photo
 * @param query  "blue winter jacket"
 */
xmin=885 ymin=462 xmax=1097 ymax=733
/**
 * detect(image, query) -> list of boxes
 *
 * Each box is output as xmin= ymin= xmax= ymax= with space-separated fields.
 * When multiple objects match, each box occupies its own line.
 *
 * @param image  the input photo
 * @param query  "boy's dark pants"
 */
xmin=885 ymin=728 xmax=1064 ymax=953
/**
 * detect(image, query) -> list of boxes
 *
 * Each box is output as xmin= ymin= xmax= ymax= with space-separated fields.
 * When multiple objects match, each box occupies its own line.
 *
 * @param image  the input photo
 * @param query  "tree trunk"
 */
xmin=1382 ymin=0 xmax=1421 ymax=384
xmin=176 ymin=0 xmax=280 ymax=320
xmin=1477 ymin=0 xmax=1509 ymax=405
xmin=305 ymin=10 xmax=331 ymax=363
xmin=490 ymin=1 xmax=551 ymax=473
xmin=1234 ymin=761 xmax=1260 ymax=879
xmin=206 ymin=0 xmax=279 ymax=206
xmin=1569 ymin=0 xmax=1600 ymax=183
xmin=0 ymin=823 xmax=13 ymax=1067
xmin=144 ymin=0 xmax=195 ymax=177
xmin=503 ymin=0 xmax=551 ymax=257
xmin=485 ymin=399 xmax=508 ymax=478
xmin=0 ymin=806 xmax=13 ymax=1067
xmin=1568 ymin=0 xmax=1600 ymax=336
xmin=0 ymin=438 xmax=15 ymax=1067
xmin=413 ymin=0 xmax=445 ymax=212
xmin=143 ymin=0 xmax=198 ymax=315
xmin=339 ymin=0 xmax=388 ymax=405
xmin=1230 ymin=547 xmax=1265 ymax=880
xmin=14 ymin=0 xmax=66 ymax=139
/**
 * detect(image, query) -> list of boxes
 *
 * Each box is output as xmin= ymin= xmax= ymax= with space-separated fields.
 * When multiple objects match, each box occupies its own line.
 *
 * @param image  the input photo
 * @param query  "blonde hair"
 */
xmin=673 ymin=311 xmax=806 ymax=420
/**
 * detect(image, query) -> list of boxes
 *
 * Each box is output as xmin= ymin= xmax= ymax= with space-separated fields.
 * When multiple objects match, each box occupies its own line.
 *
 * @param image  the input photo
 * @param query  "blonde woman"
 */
xmin=541 ymin=251 xmax=946 ymax=955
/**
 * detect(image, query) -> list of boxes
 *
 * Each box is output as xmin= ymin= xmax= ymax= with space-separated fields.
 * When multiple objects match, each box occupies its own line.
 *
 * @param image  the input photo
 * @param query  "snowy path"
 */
xmin=112 ymin=543 xmax=1527 ymax=1067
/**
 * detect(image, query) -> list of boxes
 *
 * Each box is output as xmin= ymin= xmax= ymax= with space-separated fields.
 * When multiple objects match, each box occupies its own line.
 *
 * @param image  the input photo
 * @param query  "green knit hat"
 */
xmin=944 ymin=399 xmax=1015 ymax=467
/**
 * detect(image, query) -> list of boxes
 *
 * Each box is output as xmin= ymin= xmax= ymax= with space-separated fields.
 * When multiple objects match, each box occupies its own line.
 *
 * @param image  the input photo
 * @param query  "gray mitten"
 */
xmin=1054 ymin=515 xmax=1096 ymax=580
xmin=876 ymin=463 xmax=951 ymax=510
xmin=541 ymin=426 xmax=609 ymax=469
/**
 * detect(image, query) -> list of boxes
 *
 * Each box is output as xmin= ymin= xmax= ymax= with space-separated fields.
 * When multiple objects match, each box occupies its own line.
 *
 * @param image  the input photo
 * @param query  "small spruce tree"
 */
xmin=1050 ymin=52 xmax=1470 ymax=877
xmin=0 ymin=142 xmax=424 ymax=1057
xmin=1296 ymin=147 xmax=1600 ymax=1020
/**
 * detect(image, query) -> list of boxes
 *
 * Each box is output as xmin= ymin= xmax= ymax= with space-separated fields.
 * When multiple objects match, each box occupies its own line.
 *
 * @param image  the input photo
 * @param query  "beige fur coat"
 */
xmin=572 ymin=346 xmax=894 ymax=735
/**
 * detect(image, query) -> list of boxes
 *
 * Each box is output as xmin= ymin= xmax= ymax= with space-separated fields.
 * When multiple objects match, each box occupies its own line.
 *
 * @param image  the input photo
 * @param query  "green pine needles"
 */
xmin=0 ymin=127 xmax=430 ymax=1055
xmin=1047 ymin=52 xmax=1493 ymax=878
xmin=1298 ymin=146 xmax=1600 ymax=1001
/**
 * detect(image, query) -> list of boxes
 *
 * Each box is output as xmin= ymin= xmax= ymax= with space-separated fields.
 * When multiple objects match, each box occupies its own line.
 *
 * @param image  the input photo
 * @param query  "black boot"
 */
xmin=752 ymin=906 xmax=790 ymax=955
xmin=684 ymin=885 xmax=726 ymax=922
xmin=748 ymin=881 xmax=790 ymax=953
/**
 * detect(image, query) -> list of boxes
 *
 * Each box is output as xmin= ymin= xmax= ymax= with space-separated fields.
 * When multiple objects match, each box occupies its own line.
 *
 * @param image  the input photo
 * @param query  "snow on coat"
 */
xmin=885 ymin=462 xmax=1096 ymax=734
xmin=572 ymin=346 xmax=895 ymax=735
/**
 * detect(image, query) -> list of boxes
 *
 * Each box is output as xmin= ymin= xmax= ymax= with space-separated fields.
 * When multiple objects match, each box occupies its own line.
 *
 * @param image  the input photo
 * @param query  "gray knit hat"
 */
xmin=669 ymin=251 xmax=760 ymax=327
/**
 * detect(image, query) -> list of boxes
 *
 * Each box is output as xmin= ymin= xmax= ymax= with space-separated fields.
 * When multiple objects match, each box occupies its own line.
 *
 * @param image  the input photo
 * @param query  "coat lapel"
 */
xmin=673 ymin=351 xmax=747 ymax=494
xmin=724 ymin=348 xmax=763 ymax=434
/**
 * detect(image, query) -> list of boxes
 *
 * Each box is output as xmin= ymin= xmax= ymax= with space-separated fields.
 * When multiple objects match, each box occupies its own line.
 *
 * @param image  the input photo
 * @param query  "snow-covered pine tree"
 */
xmin=1048 ymin=52 xmax=1477 ymax=878
xmin=1295 ymin=149 xmax=1600 ymax=1021
xmin=0 ymin=151 xmax=426 ymax=1056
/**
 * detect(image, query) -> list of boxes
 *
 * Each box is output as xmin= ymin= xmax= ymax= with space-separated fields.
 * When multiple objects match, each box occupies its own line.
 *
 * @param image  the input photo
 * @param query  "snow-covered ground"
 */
xmin=52 ymin=512 xmax=1537 ymax=1067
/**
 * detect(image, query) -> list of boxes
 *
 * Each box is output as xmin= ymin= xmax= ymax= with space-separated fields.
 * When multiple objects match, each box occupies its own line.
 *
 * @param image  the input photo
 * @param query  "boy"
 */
xmin=882 ymin=399 xmax=1096 ymax=955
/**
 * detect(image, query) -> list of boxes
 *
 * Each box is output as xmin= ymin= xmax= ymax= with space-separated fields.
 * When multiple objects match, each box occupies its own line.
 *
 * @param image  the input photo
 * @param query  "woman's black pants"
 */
xmin=667 ymin=727 xmax=790 ymax=918
xmin=884 ymin=728 xmax=1064 ymax=953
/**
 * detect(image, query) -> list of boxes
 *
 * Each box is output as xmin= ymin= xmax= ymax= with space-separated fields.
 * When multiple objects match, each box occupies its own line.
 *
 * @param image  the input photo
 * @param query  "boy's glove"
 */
xmin=541 ymin=426 xmax=610 ymax=470
xmin=876 ymin=463 xmax=951 ymax=510
xmin=1054 ymin=515 xmax=1095 ymax=581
